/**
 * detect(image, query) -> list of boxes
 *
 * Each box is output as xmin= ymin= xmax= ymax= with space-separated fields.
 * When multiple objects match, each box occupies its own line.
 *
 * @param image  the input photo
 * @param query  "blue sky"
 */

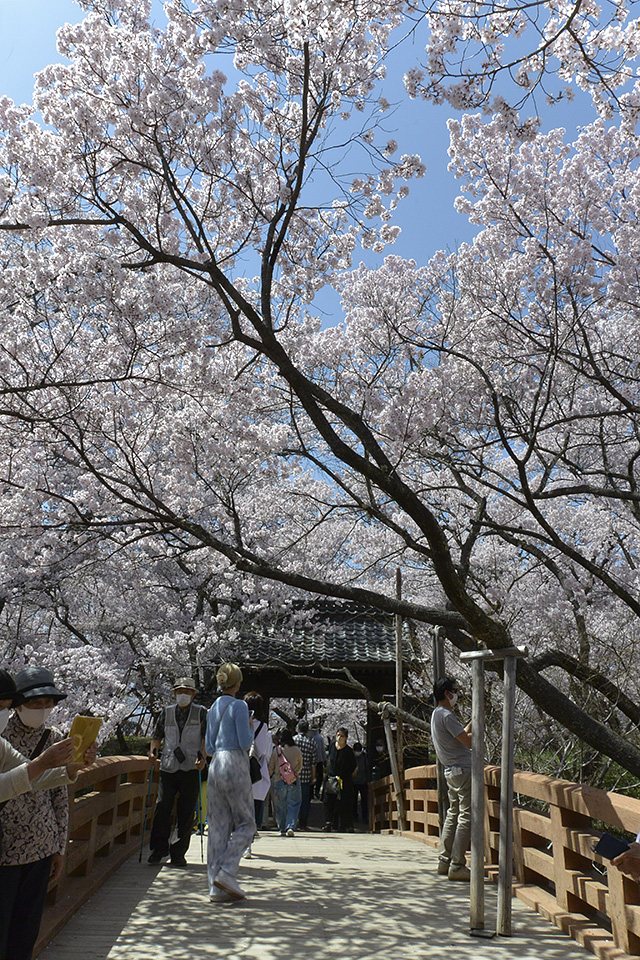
xmin=0 ymin=1 xmax=594 ymax=275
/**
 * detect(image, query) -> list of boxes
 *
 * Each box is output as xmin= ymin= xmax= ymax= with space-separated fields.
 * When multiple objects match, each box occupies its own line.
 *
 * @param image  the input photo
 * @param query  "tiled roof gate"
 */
xmin=238 ymin=599 xmax=417 ymax=702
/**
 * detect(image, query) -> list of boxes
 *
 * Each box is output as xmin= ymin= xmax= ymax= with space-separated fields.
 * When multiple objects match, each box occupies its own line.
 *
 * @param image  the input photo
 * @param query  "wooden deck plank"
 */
xmin=39 ymin=831 xmax=604 ymax=960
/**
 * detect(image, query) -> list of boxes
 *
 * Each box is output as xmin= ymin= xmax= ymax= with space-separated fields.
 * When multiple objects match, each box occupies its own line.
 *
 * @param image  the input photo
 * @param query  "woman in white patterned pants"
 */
xmin=205 ymin=664 xmax=255 ymax=902
xmin=207 ymin=752 xmax=255 ymax=889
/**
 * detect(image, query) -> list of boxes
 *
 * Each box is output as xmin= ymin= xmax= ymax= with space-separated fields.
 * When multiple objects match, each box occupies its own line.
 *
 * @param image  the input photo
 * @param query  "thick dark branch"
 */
xmin=531 ymin=649 xmax=640 ymax=727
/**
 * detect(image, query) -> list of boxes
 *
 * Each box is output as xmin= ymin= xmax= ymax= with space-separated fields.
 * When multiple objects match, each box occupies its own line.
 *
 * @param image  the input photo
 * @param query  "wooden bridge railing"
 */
xmin=35 ymin=756 xmax=158 ymax=957
xmin=371 ymin=763 xmax=640 ymax=959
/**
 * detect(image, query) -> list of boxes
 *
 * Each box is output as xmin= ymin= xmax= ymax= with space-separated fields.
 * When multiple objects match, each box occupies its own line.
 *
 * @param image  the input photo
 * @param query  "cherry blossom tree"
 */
xmin=0 ymin=0 xmax=640 ymax=774
xmin=407 ymin=0 xmax=640 ymax=129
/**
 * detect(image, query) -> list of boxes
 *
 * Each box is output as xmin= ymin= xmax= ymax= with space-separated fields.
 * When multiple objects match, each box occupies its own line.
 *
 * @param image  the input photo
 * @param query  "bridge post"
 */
xmin=461 ymin=646 xmax=527 ymax=938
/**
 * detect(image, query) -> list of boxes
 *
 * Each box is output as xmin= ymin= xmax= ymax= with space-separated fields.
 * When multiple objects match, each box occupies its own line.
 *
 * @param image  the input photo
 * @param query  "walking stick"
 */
xmin=138 ymin=760 xmax=155 ymax=863
xmin=196 ymin=766 xmax=204 ymax=862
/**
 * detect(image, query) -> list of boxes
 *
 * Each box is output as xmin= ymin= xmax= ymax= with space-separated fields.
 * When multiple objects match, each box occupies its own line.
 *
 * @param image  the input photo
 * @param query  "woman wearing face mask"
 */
xmin=0 ymin=670 xmax=86 ymax=805
xmin=371 ymin=737 xmax=390 ymax=781
xmin=322 ymin=728 xmax=357 ymax=833
xmin=0 ymin=666 xmax=74 ymax=960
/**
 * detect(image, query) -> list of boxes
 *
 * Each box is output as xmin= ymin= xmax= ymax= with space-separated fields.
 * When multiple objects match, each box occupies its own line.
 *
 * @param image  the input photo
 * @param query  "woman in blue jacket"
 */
xmin=205 ymin=663 xmax=254 ymax=902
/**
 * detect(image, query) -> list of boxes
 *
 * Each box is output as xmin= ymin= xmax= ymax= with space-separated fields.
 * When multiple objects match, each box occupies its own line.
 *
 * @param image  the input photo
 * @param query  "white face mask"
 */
xmin=175 ymin=694 xmax=193 ymax=708
xmin=447 ymin=692 xmax=458 ymax=708
xmin=17 ymin=705 xmax=53 ymax=728
xmin=0 ymin=708 xmax=10 ymax=735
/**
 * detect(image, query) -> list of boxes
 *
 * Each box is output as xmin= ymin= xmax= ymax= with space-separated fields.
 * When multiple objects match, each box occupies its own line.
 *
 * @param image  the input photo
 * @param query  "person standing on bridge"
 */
xmin=431 ymin=676 xmax=472 ymax=881
xmin=147 ymin=677 xmax=207 ymax=867
xmin=206 ymin=663 xmax=255 ymax=902
xmin=310 ymin=723 xmax=327 ymax=799
xmin=0 ymin=666 xmax=96 ymax=960
xmin=293 ymin=719 xmax=317 ymax=831
xmin=0 ymin=669 xmax=87 ymax=804
xmin=322 ymin=728 xmax=357 ymax=832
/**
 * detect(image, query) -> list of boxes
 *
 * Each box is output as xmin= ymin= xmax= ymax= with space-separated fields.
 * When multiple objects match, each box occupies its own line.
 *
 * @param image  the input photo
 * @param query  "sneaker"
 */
xmin=242 ymin=848 xmax=252 ymax=859
xmin=170 ymin=856 xmax=187 ymax=867
xmin=214 ymin=869 xmax=246 ymax=900
xmin=209 ymin=888 xmax=232 ymax=902
xmin=286 ymin=828 xmax=295 ymax=837
xmin=437 ymin=859 xmax=450 ymax=875
xmin=321 ymin=823 xmax=332 ymax=832
xmin=147 ymin=851 xmax=167 ymax=864
xmin=448 ymin=865 xmax=471 ymax=881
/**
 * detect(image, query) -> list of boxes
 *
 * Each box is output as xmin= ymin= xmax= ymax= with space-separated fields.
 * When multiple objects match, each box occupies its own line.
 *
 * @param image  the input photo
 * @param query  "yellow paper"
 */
xmin=69 ymin=715 xmax=103 ymax=762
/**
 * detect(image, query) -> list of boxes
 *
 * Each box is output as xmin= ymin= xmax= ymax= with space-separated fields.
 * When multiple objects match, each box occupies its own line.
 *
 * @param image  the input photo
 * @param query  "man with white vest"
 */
xmin=148 ymin=678 xmax=207 ymax=866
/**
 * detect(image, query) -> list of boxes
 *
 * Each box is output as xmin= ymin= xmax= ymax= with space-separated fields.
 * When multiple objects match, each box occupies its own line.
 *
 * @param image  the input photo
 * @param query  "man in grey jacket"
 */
xmin=148 ymin=678 xmax=206 ymax=866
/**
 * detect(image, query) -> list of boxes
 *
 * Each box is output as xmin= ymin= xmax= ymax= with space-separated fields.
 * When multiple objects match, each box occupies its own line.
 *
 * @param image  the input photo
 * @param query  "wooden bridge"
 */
xmin=32 ymin=758 xmax=640 ymax=960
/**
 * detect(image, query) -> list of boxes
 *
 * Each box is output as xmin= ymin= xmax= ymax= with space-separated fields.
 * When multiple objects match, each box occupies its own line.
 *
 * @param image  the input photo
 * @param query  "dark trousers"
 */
xmin=298 ymin=782 xmax=312 ymax=828
xmin=149 ymin=769 xmax=200 ymax=859
xmin=314 ymin=762 xmax=324 ymax=798
xmin=353 ymin=782 xmax=368 ymax=822
xmin=254 ymin=799 xmax=264 ymax=830
xmin=0 ymin=855 xmax=53 ymax=960
xmin=324 ymin=786 xmax=354 ymax=831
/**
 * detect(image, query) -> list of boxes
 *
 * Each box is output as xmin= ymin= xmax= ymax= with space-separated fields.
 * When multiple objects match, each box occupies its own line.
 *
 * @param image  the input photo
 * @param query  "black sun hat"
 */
xmin=14 ymin=666 xmax=67 ymax=704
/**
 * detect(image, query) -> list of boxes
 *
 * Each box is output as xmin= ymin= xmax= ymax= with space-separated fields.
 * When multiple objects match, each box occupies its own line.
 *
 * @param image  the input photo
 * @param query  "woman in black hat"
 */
xmin=0 ymin=669 xmax=80 ymax=803
xmin=0 ymin=666 xmax=96 ymax=960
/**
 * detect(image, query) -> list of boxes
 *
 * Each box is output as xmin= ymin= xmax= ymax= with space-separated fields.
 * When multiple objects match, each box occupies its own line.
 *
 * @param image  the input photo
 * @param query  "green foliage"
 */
xmin=100 ymin=735 xmax=150 ymax=757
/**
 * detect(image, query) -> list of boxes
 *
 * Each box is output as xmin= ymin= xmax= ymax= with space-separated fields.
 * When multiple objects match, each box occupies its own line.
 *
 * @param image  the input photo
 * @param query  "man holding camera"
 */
xmin=148 ymin=678 xmax=207 ymax=866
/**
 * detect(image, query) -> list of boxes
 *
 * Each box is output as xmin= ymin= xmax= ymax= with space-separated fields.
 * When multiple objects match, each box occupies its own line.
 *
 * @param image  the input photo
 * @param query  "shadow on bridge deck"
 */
xmin=39 ymin=832 xmax=592 ymax=960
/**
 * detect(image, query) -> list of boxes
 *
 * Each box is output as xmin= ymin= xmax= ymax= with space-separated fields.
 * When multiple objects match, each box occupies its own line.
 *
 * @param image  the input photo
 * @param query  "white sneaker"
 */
xmin=214 ymin=869 xmax=246 ymax=900
xmin=210 ymin=888 xmax=232 ymax=902
xmin=242 ymin=847 xmax=252 ymax=859
xmin=286 ymin=828 xmax=295 ymax=837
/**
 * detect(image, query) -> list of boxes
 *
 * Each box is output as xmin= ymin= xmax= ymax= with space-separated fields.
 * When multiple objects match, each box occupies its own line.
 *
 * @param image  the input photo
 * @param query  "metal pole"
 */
xmin=460 ymin=645 xmax=527 ymax=939
xmin=395 ymin=568 xmax=404 ymax=783
xmin=138 ymin=763 xmax=155 ymax=863
xmin=195 ymin=767 xmax=205 ymax=862
xmin=432 ymin=627 xmax=448 ymax=831
xmin=497 ymin=655 xmax=517 ymax=935
xmin=382 ymin=710 xmax=407 ymax=832
xmin=470 ymin=657 xmax=486 ymax=932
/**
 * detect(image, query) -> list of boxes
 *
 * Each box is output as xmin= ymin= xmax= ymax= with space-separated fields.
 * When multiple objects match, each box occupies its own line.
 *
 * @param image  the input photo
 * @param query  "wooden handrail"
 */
xmin=35 ymin=756 xmax=159 ymax=957
xmin=370 ymin=764 xmax=640 ymax=959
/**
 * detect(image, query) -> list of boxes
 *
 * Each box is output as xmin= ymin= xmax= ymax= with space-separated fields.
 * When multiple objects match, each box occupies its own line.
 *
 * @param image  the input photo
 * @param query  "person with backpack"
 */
xmin=205 ymin=663 xmax=255 ymax=902
xmin=268 ymin=728 xmax=303 ymax=837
